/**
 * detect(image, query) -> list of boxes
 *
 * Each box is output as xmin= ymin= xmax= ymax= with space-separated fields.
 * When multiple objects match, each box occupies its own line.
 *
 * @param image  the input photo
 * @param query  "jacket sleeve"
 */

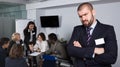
xmin=23 ymin=29 xmax=28 ymax=36
xmin=67 ymin=27 xmax=95 ymax=59
xmin=94 ymin=26 xmax=118 ymax=65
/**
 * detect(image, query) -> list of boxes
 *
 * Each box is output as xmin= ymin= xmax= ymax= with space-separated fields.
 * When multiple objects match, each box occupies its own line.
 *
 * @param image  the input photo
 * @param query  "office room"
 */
xmin=0 ymin=0 xmax=120 ymax=67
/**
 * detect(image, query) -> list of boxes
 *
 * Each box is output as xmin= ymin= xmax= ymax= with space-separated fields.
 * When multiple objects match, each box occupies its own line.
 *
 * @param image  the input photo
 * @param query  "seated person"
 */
xmin=29 ymin=32 xmax=49 ymax=53
xmin=42 ymin=33 xmax=68 ymax=67
xmin=33 ymin=32 xmax=49 ymax=53
xmin=28 ymin=42 xmax=37 ymax=67
xmin=5 ymin=44 xmax=28 ymax=67
xmin=8 ymin=33 xmax=23 ymax=54
xmin=29 ymin=42 xmax=34 ymax=52
xmin=0 ymin=37 xmax=10 ymax=67
xmin=45 ymin=33 xmax=67 ymax=59
xmin=29 ymin=32 xmax=49 ymax=67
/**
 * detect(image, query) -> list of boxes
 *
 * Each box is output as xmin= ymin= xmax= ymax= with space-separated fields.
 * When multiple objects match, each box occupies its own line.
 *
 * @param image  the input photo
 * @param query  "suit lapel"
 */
xmin=89 ymin=21 xmax=102 ymax=46
xmin=81 ymin=25 xmax=88 ymax=46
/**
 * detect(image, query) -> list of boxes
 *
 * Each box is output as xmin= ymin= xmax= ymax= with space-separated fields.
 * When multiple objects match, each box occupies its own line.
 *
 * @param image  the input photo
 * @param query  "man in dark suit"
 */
xmin=67 ymin=2 xmax=118 ymax=67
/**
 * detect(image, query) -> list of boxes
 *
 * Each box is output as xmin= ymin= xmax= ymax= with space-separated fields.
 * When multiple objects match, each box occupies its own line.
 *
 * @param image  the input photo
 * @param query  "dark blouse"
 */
xmin=0 ymin=46 xmax=8 ymax=67
xmin=5 ymin=57 xmax=28 ymax=67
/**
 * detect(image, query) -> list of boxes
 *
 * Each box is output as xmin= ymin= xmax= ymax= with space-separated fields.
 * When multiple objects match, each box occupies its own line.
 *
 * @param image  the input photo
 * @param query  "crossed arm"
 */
xmin=67 ymin=26 xmax=117 ymax=65
xmin=73 ymin=41 xmax=104 ymax=55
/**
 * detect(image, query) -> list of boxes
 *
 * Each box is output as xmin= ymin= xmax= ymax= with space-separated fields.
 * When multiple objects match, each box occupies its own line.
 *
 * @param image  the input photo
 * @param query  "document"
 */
xmin=29 ymin=52 xmax=41 ymax=56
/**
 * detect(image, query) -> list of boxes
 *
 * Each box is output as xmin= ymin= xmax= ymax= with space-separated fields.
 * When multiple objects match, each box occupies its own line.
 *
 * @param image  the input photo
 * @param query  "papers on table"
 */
xmin=29 ymin=52 xmax=41 ymax=56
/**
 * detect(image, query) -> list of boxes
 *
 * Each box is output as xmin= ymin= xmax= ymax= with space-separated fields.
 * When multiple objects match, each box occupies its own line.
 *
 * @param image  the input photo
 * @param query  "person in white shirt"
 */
xmin=34 ymin=32 xmax=49 ymax=67
xmin=33 ymin=32 xmax=49 ymax=53
xmin=29 ymin=32 xmax=49 ymax=67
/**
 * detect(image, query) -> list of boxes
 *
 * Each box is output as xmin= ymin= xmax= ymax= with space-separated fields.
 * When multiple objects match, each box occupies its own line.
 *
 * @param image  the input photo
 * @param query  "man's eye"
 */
xmin=79 ymin=16 xmax=82 ymax=18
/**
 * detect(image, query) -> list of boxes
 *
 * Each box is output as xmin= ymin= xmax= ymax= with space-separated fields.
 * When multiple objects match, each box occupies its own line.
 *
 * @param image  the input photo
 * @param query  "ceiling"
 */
xmin=91 ymin=0 xmax=120 ymax=5
xmin=0 ymin=0 xmax=120 ymax=9
xmin=0 ymin=2 xmax=22 ymax=9
xmin=0 ymin=0 xmax=49 ymax=9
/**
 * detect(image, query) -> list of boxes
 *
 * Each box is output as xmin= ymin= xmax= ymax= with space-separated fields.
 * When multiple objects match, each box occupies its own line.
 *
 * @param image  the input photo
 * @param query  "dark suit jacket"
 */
xmin=0 ymin=46 xmax=8 ymax=67
xmin=23 ymin=28 xmax=37 ymax=50
xmin=5 ymin=57 xmax=28 ymax=67
xmin=67 ymin=20 xmax=118 ymax=67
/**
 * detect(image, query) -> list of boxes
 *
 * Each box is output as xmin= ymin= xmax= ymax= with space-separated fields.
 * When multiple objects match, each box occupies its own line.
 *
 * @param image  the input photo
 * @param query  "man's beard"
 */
xmin=83 ymin=15 xmax=94 ymax=27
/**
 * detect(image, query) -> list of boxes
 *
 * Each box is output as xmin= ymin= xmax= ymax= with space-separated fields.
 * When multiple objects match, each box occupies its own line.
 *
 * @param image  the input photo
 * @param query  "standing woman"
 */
xmin=23 ymin=21 xmax=37 ymax=56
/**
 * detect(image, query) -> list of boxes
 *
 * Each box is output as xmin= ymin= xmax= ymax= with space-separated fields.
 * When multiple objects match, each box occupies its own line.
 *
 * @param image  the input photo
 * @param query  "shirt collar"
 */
xmin=28 ymin=29 xmax=34 ymax=32
xmin=90 ymin=20 xmax=97 ymax=29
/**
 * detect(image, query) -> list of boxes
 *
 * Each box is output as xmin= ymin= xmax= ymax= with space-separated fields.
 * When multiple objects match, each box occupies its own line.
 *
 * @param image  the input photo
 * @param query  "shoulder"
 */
xmin=97 ymin=20 xmax=114 ymax=29
xmin=6 ymin=57 xmax=10 ymax=60
xmin=5 ymin=57 xmax=12 ymax=63
xmin=19 ymin=57 xmax=26 ymax=60
xmin=74 ymin=25 xmax=83 ymax=29
xmin=0 ymin=46 xmax=2 ymax=52
xmin=9 ymin=40 xmax=15 ymax=44
xmin=56 ymin=41 xmax=62 ymax=46
xmin=36 ymin=40 xmax=40 ymax=44
xmin=42 ymin=41 xmax=48 ymax=44
xmin=0 ymin=47 xmax=5 ymax=53
xmin=21 ymin=57 xmax=26 ymax=61
xmin=99 ymin=22 xmax=114 ymax=31
xmin=73 ymin=25 xmax=85 ymax=31
xmin=72 ymin=25 xmax=85 ymax=33
xmin=23 ymin=28 xmax=27 ymax=32
xmin=42 ymin=40 xmax=47 ymax=43
xmin=17 ymin=57 xmax=26 ymax=62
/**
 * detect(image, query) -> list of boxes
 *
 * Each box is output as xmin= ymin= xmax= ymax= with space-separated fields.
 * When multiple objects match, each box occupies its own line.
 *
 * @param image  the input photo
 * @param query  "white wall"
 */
xmin=26 ymin=2 xmax=120 ymax=67
xmin=38 ymin=6 xmax=81 ymax=40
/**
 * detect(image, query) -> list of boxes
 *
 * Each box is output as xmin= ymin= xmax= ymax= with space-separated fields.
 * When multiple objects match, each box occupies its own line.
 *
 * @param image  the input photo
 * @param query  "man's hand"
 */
xmin=73 ymin=41 xmax=82 ymax=47
xmin=94 ymin=48 xmax=104 ymax=55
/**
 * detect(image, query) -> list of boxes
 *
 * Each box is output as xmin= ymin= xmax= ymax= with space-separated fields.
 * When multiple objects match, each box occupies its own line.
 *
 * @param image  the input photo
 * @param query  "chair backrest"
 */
xmin=60 ymin=44 xmax=73 ymax=64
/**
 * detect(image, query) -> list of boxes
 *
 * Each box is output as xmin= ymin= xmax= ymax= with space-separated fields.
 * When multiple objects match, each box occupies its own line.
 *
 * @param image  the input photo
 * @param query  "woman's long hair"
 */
xmin=9 ymin=44 xmax=24 ymax=59
xmin=24 ymin=21 xmax=37 ymax=31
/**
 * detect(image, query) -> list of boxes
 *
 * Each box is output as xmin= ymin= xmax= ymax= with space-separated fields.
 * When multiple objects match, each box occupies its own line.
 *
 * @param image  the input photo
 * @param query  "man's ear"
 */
xmin=92 ymin=9 xmax=96 ymax=16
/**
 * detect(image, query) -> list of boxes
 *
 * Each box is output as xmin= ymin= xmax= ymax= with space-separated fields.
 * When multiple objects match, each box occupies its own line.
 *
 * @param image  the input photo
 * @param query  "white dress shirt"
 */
xmin=34 ymin=40 xmax=49 ymax=52
xmin=89 ymin=20 xmax=97 ymax=58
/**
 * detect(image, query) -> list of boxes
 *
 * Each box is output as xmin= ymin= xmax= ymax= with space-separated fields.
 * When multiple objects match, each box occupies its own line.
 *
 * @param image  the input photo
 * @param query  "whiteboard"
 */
xmin=15 ymin=19 xmax=34 ymax=40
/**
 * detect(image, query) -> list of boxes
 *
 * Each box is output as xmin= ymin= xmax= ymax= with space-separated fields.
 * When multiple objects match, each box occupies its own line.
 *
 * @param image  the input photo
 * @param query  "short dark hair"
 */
xmin=77 ymin=2 xmax=93 ymax=11
xmin=38 ymin=32 xmax=46 ymax=41
xmin=48 ymin=33 xmax=58 ymax=41
xmin=9 ymin=44 xmax=23 ymax=59
xmin=0 ymin=37 xmax=10 ymax=46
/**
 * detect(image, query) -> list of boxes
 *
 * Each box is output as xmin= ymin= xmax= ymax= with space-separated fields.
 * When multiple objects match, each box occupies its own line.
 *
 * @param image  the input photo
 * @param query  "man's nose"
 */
xmin=81 ymin=16 xmax=86 ymax=21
